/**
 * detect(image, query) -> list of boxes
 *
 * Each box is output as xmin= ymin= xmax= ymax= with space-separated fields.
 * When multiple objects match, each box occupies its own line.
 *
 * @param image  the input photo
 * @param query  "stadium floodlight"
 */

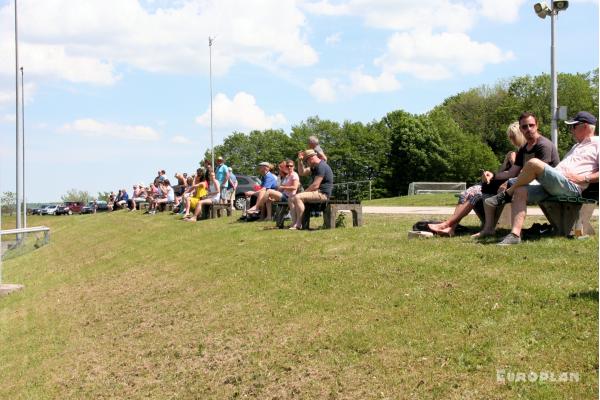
xmin=534 ymin=2 xmax=551 ymax=18
xmin=553 ymin=1 xmax=569 ymax=11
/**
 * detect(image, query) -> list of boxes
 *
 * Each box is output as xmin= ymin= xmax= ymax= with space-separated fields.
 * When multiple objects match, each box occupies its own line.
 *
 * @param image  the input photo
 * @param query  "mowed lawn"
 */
xmin=0 ymin=209 xmax=597 ymax=399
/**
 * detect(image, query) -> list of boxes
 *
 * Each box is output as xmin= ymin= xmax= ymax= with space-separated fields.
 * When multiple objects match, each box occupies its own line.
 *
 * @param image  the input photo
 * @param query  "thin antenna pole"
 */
xmin=21 ymin=66 xmax=26 ymax=228
xmin=209 ymin=36 xmax=214 ymax=172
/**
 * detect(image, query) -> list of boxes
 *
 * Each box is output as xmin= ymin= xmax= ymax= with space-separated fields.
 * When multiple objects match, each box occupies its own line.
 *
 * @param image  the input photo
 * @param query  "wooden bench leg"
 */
xmin=539 ymin=202 xmax=583 ymax=236
xmin=579 ymin=204 xmax=596 ymax=236
xmin=351 ymin=207 xmax=362 ymax=227
xmin=324 ymin=205 xmax=335 ymax=229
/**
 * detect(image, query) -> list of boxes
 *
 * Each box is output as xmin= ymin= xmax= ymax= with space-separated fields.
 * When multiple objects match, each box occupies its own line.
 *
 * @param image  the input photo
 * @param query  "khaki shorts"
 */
xmin=295 ymin=191 xmax=328 ymax=202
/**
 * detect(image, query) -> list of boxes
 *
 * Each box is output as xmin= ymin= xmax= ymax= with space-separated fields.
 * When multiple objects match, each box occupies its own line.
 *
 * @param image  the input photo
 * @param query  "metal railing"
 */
xmin=332 ymin=180 xmax=372 ymax=201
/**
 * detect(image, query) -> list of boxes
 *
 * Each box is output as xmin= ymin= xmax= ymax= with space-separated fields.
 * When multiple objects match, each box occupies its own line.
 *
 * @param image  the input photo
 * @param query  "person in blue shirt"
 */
xmin=243 ymin=162 xmax=277 ymax=219
xmin=215 ymin=156 xmax=230 ymax=200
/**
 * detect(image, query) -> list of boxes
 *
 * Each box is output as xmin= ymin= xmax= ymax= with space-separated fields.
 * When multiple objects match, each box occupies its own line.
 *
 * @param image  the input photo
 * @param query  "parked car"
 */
xmin=81 ymin=200 xmax=109 ymax=214
xmin=65 ymin=201 xmax=85 ymax=214
xmin=31 ymin=205 xmax=50 ymax=215
xmin=234 ymin=175 xmax=262 ymax=210
xmin=44 ymin=205 xmax=59 ymax=215
xmin=55 ymin=205 xmax=72 ymax=215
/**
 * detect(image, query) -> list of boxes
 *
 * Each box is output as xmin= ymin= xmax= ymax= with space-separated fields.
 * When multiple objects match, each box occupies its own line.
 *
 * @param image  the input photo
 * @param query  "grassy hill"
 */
xmin=1 ymin=211 xmax=597 ymax=399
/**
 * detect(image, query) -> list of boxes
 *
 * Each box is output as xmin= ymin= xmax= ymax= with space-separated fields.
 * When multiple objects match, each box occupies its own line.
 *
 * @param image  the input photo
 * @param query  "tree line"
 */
xmin=206 ymin=70 xmax=598 ymax=198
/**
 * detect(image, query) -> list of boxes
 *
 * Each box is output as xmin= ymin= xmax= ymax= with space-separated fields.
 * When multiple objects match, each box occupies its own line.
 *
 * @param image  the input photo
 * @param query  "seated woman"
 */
xmin=184 ymin=171 xmax=220 ymax=222
xmin=182 ymin=169 xmax=207 ymax=218
xmin=428 ymin=122 xmax=525 ymax=236
xmin=148 ymin=179 xmax=175 ymax=214
xmin=129 ymin=183 xmax=147 ymax=211
xmin=246 ymin=160 xmax=293 ymax=220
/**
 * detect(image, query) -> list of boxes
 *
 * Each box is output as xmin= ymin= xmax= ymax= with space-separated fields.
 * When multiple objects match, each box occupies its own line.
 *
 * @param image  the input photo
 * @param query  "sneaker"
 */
xmin=485 ymin=191 xmax=510 ymax=208
xmin=498 ymin=233 xmax=521 ymax=245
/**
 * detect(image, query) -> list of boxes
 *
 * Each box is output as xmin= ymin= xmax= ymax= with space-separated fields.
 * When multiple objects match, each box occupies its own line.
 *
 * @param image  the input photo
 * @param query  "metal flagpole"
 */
xmin=14 ymin=0 xmax=22 ymax=236
xmin=209 ymin=36 xmax=214 ymax=171
xmin=21 ymin=66 xmax=26 ymax=228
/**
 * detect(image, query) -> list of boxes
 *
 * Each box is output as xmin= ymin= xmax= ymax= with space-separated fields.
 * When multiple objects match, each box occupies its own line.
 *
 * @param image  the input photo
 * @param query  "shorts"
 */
xmin=507 ymin=166 xmax=581 ymax=203
xmin=280 ymin=193 xmax=288 ymax=202
xmin=295 ymin=191 xmax=328 ymax=202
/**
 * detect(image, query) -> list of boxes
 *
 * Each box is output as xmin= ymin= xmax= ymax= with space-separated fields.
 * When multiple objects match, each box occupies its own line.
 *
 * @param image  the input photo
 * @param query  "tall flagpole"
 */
xmin=21 ymin=66 xmax=26 ymax=228
xmin=14 ymin=0 xmax=22 ymax=235
xmin=208 ymin=36 xmax=214 ymax=172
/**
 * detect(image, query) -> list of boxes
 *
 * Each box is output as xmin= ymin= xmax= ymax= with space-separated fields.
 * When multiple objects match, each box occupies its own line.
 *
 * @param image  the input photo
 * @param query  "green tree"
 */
xmin=1 ymin=191 xmax=16 ymax=215
xmin=61 ymin=189 xmax=90 ymax=204
xmin=428 ymin=108 xmax=498 ymax=184
xmin=380 ymin=110 xmax=450 ymax=196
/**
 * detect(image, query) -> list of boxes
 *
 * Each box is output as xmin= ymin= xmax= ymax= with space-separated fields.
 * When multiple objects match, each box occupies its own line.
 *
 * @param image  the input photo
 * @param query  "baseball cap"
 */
xmin=565 ymin=111 xmax=597 ymax=125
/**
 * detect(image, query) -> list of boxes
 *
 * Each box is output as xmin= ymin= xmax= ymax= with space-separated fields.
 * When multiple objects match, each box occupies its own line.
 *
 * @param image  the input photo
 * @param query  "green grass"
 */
xmin=1 ymin=211 xmax=597 ymax=399
xmin=364 ymin=193 xmax=460 ymax=206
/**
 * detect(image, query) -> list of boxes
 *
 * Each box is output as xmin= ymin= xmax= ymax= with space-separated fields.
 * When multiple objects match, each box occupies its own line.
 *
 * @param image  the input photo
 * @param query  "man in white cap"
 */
xmin=485 ymin=111 xmax=599 ymax=245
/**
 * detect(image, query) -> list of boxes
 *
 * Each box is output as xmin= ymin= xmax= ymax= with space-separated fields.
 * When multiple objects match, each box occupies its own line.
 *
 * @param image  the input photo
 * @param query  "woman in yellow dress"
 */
xmin=182 ymin=168 xmax=208 ymax=218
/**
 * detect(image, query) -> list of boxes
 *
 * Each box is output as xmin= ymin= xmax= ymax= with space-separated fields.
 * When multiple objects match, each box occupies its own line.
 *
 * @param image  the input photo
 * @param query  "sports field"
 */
xmin=0 ymin=209 xmax=597 ymax=399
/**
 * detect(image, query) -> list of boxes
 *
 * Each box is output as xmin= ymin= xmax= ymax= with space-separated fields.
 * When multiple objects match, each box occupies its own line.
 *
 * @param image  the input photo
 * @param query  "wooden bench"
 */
xmin=539 ymin=189 xmax=598 ymax=236
xmin=274 ymin=199 xmax=362 ymax=229
xmin=472 ymin=184 xmax=598 ymax=236
xmin=203 ymin=190 xmax=235 ymax=219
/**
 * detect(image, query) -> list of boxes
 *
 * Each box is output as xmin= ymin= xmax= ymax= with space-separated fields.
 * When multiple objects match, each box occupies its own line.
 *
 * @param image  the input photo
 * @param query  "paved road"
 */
xmin=362 ymin=206 xmax=599 ymax=216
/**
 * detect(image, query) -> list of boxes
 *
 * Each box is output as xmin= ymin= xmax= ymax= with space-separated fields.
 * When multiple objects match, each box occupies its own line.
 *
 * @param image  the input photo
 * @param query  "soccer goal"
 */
xmin=407 ymin=182 xmax=466 ymax=196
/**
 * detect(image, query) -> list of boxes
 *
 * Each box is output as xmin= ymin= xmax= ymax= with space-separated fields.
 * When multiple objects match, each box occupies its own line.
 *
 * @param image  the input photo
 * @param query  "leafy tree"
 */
xmin=207 ymin=129 xmax=295 ymax=176
xmin=427 ymin=108 xmax=498 ymax=184
xmin=1 ymin=191 xmax=16 ymax=215
xmin=380 ymin=110 xmax=450 ymax=196
xmin=61 ymin=189 xmax=90 ymax=204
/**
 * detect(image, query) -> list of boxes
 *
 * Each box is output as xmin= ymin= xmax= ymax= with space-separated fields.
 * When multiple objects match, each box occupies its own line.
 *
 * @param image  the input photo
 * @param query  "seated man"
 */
xmin=243 ymin=162 xmax=277 ymax=219
xmin=481 ymin=111 xmax=599 ymax=245
xmin=289 ymin=149 xmax=334 ymax=230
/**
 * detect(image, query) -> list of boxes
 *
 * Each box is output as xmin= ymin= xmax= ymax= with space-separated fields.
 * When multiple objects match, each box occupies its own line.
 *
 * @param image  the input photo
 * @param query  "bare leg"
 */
xmin=506 ymin=159 xmax=545 ymax=196
xmin=247 ymin=190 xmax=267 ymax=213
xmin=472 ymin=200 xmax=498 ymax=238
xmin=509 ymin=187 xmax=528 ymax=237
xmin=428 ymin=201 xmax=474 ymax=236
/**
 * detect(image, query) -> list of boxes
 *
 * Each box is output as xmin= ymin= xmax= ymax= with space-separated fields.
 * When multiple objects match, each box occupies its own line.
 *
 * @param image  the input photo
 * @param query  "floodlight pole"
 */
xmin=549 ymin=9 xmax=558 ymax=148
xmin=14 ymin=0 xmax=22 ymax=235
xmin=21 ymin=66 xmax=26 ymax=228
xmin=208 ymin=36 xmax=215 ymax=171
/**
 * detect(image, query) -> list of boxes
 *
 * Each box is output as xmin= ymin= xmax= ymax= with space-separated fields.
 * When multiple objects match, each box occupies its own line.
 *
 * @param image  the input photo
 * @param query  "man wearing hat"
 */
xmin=487 ymin=111 xmax=599 ymax=245
xmin=290 ymin=149 xmax=334 ymax=229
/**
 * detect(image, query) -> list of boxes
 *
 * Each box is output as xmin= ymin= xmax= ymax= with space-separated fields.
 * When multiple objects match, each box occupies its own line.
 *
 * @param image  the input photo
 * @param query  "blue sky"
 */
xmin=0 ymin=0 xmax=598 ymax=202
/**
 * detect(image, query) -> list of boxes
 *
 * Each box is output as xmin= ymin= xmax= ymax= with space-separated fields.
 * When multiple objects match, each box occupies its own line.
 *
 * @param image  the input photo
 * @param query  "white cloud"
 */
xmin=1 ymin=114 xmax=16 ymax=123
xmin=309 ymin=70 xmax=401 ymax=102
xmin=196 ymin=92 xmax=287 ymax=132
xmin=325 ymin=32 xmax=342 ymax=45
xmin=304 ymin=0 xmax=476 ymax=32
xmin=171 ymin=135 xmax=192 ymax=144
xmin=59 ymin=119 xmax=160 ymax=141
xmin=309 ymin=78 xmax=338 ymax=102
xmin=0 ymin=0 xmax=318 ymax=87
xmin=375 ymin=30 xmax=514 ymax=80
xmin=478 ymin=0 xmax=527 ymax=23
xmin=347 ymin=70 xmax=401 ymax=93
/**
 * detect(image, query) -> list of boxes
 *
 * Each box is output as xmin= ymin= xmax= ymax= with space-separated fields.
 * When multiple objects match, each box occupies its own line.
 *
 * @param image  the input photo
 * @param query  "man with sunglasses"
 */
xmin=483 ymin=111 xmax=599 ymax=245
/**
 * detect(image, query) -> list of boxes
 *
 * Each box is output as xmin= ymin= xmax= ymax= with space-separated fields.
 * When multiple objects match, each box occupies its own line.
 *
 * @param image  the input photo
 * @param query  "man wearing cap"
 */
xmin=486 ymin=111 xmax=599 ymax=245
xmin=215 ymin=156 xmax=230 ymax=201
xmin=289 ymin=149 xmax=334 ymax=229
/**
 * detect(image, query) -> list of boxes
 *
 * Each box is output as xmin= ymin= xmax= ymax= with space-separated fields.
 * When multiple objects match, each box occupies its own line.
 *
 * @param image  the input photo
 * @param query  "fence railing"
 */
xmin=332 ymin=180 xmax=372 ymax=201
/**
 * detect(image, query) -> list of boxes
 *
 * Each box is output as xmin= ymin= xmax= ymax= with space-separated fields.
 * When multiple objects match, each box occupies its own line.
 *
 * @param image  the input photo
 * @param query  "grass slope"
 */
xmin=1 ymin=211 xmax=598 ymax=399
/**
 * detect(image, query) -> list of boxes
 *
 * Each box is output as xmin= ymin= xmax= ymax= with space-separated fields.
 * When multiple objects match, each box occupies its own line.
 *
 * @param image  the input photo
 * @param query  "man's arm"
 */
xmin=306 ymin=176 xmax=323 ymax=192
xmin=483 ymin=164 xmax=521 ymax=183
xmin=562 ymin=170 xmax=599 ymax=185
xmin=297 ymin=152 xmax=311 ymax=176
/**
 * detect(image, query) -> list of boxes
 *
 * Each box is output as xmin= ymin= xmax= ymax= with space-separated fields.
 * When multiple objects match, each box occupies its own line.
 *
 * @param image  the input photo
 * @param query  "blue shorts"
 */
xmin=280 ymin=193 xmax=288 ymax=202
xmin=521 ymin=166 xmax=581 ymax=203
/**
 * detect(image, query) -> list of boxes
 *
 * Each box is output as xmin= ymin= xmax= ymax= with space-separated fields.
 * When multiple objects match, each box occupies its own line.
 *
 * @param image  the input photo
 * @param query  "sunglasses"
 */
xmin=569 ymin=123 xmax=582 ymax=129
xmin=520 ymin=123 xmax=536 ymax=129
xmin=286 ymin=164 xmax=294 ymax=167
